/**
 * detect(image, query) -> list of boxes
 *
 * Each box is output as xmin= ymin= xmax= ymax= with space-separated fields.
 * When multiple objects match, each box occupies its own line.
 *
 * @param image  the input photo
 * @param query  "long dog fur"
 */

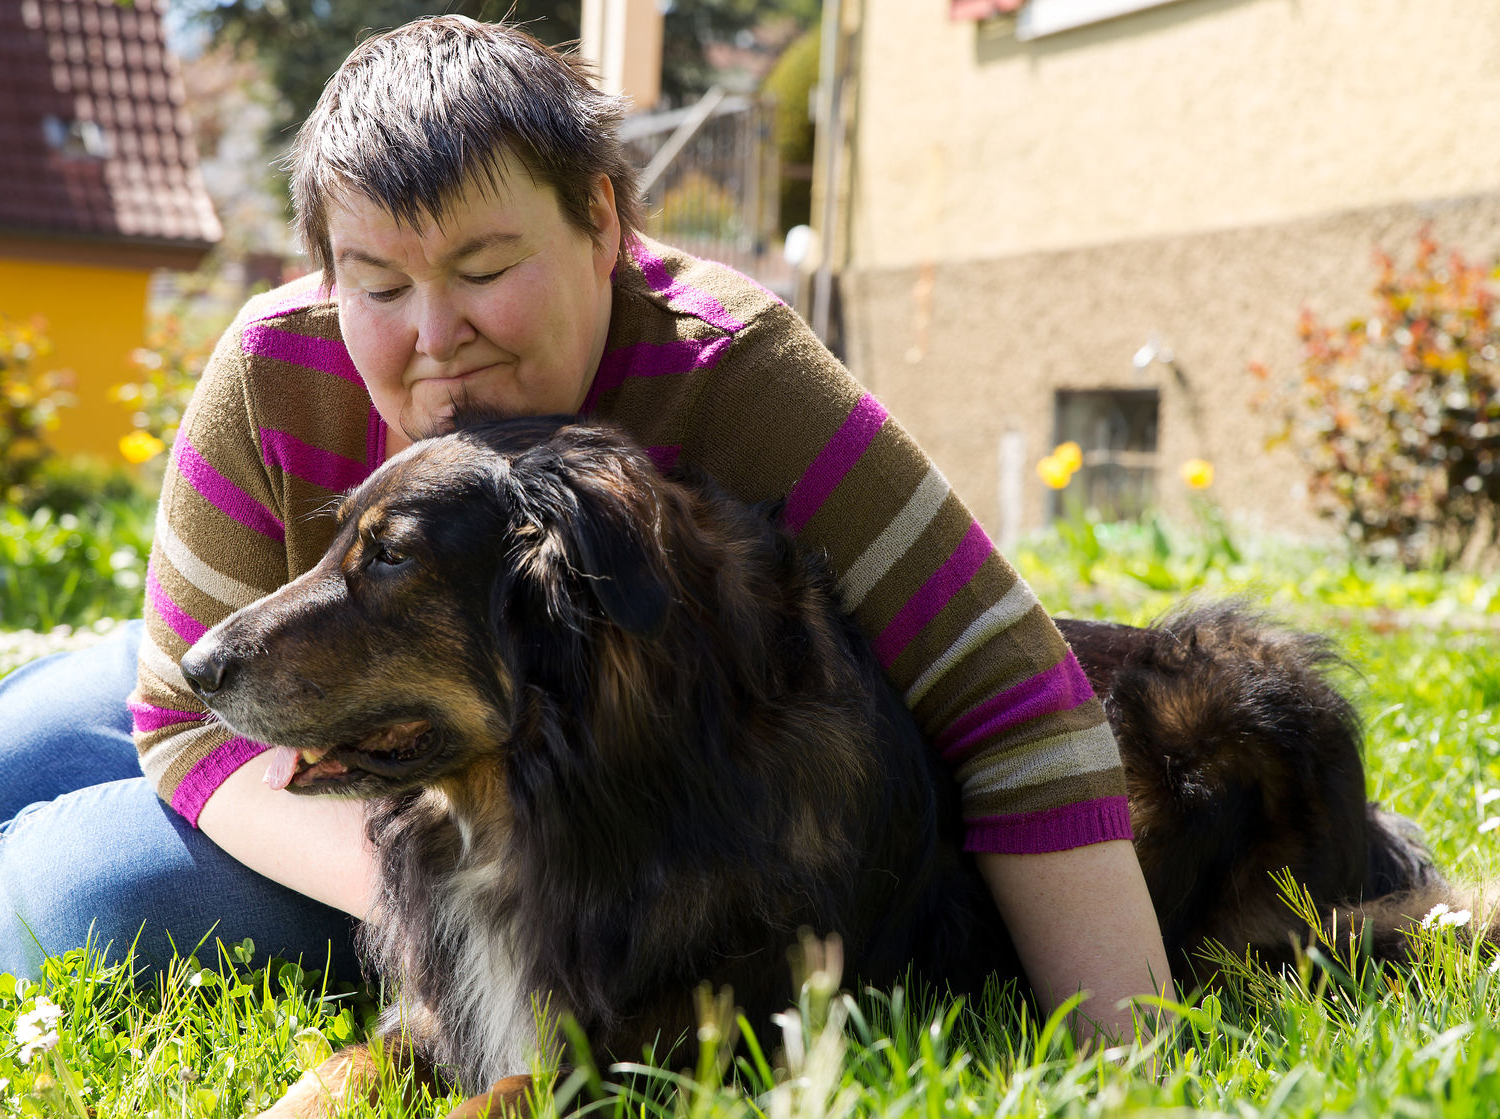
xmin=181 ymin=415 xmax=1488 ymax=1117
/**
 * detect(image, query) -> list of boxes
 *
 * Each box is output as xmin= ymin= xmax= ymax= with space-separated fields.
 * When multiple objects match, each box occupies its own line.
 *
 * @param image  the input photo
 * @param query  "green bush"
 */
xmin=763 ymin=26 xmax=819 ymax=233
xmin=0 ymin=499 xmax=151 ymax=632
xmin=1253 ymin=231 xmax=1500 ymax=571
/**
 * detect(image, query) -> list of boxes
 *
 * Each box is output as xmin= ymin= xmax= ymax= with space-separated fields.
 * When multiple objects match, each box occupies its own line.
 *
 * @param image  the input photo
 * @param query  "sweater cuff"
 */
xmin=169 ymin=736 xmax=273 ymax=827
xmin=962 ymin=795 xmax=1133 ymax=855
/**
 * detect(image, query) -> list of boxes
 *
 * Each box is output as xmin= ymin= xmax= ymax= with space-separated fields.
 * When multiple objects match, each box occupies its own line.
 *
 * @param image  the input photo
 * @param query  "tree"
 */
xmin=183 ymin=0 xmax=819 ymax=137
xmin=183 ymin=2 xmax=581 ymax=137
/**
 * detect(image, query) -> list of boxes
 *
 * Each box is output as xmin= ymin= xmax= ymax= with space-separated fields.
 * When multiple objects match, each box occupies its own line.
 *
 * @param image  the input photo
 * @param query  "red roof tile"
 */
xmin=0 ymin=0 xmax=221 ymax=262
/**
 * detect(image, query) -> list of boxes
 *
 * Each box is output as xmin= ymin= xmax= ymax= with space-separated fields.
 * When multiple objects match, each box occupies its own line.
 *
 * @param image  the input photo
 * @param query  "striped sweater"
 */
xmin=132 ymin=236 xmax=1132 ymax=854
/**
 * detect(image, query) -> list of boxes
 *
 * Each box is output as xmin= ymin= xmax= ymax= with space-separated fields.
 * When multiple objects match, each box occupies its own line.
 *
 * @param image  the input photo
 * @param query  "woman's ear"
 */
xmin=589 ymin=173 xmax=621 ymax=278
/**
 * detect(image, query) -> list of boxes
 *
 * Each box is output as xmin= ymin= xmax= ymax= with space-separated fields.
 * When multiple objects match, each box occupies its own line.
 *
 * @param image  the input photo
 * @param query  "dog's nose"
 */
xmin=180 ymin=646 xmax=231 ymax=697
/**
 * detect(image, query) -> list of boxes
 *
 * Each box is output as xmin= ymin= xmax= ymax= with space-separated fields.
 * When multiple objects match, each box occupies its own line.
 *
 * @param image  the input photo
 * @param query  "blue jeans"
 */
xmin=0 ymin=621 xmax=360 ymax=980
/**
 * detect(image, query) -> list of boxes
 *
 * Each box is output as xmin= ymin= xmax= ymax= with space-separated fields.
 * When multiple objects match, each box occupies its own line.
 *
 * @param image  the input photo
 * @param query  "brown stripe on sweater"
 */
xmin=885 ymin=550 xmax=1024 ymax=693
xmin=910 ymin=600 xmax=1063 ymax=732
xmin=796 ymin=416 xmax=931 ymax=573
xmin=691 ymin=329 xmax=865 ymax=508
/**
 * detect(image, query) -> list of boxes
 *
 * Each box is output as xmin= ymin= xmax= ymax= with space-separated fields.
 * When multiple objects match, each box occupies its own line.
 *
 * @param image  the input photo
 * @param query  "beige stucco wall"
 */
xmin=846 ymin=195 xmax=1500 ymax=542
xmin=850 ymin=0 xmax=1500 ymax=268
xmin=836 ymin=0 xmax=1500 ymax=542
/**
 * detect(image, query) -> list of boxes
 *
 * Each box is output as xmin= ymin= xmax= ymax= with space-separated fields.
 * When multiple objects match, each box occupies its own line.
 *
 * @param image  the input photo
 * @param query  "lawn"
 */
xmin=2 ymin=506 xmax=1499 ymax=1117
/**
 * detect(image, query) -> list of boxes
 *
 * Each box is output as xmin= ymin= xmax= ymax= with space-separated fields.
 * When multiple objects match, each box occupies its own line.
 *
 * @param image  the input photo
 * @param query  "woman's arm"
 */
xmin=977 ymin=842 xmax=1174 ymax=1042
xmin=197 ymin=755 xmax=378 ymax=919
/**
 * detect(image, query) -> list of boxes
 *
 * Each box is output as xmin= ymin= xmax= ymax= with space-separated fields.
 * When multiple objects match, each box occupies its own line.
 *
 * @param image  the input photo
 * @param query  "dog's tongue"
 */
xmin=263 ymin=746 xmax=300 ymax=791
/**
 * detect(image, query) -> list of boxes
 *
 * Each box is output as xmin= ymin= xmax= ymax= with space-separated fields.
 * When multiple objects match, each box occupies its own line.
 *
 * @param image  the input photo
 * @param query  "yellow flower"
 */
xmin=1053 ymin=441 xmax=1083 ymax=474
xmin=1181 ymin=458 xmax=1215 ymax=489
xmin=120 ymin=429 xmax=166 ymax=464
xmin=1037 ymin=454 xmax=1074 ymax=490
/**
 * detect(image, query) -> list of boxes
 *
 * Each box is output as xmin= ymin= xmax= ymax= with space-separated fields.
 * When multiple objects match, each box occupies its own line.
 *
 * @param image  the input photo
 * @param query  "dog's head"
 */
xmin=180 ymin=415 xmax=679 ymax=799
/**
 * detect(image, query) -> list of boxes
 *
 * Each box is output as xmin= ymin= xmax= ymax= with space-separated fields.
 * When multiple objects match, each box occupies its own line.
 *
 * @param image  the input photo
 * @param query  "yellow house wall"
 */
xmin=0 ymin=256 xmax=148 ymax=462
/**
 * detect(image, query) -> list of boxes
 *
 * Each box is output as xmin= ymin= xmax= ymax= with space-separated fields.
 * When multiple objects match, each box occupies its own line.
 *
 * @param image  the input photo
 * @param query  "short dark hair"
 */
xmin=289 ymin=15 xmax=643 ymax=287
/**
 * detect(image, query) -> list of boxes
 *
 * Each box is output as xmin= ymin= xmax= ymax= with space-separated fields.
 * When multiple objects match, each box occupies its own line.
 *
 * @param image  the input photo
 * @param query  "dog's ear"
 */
xmin=500 ymin=447 xmax=672 ymax=639
xmin=565 ymin=496 xmax=672 ymax=638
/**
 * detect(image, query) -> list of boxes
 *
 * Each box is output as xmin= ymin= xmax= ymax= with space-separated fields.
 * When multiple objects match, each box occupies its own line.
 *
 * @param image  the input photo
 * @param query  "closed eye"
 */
xmin=463 ymin=269 xmax=509 ymax=286
xmin=366 ymin=286 xmax=407 ymax=304
xmin=363 ymin=536 xmax=415 ymax=572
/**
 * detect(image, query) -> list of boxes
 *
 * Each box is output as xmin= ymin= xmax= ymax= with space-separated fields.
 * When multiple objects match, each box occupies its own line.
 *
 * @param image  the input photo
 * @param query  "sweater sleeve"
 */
xmin=130 ymin=310 xmax=289 ymax=826
xmin=665 ymin=283 xmax=1131 ymax=854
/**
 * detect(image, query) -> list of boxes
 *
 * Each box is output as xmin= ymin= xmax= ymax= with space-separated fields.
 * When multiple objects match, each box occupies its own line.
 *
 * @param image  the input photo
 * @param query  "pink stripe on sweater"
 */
xmin=937 ymin=651 xmax=1096 ymax=761
xmin=128 ymin=699 xmax=208 ymax=735
xmin=171 ymin=736 xmax=274 ymax=827
xmin=782 ymin=394 xmax=889 ymax=536
xmin=260 ymin=428 xmax=371 ymax=493
xmin=146 ymin=566 xmax=206 ymax=647
xmin=582 ymin=336 xmax=733 ymax=413
xmin=241 ymin=323 xmax=361 ymax=385
xmin=176 ymin=439 xmax=285 ymax=542
xmin=963 ymin=796 xmax=1133 ymax=854
xmin=871 ymin=520 xmax=990 ymax=667
xmin=646 ymin=444 xmax=681 ymax=472
xmin=630 ymin=241 xmax=744 ymax=333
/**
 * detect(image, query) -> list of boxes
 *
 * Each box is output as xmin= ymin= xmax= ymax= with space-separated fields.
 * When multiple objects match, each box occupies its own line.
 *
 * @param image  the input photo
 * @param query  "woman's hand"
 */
xmin=975 ymin=840 xmax=1174 ymax=1045
xmin=197 ymin=753 xmax=378 ymax=919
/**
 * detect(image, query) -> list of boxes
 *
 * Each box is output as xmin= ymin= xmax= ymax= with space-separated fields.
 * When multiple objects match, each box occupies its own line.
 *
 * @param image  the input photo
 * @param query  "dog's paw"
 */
xmin=251 ymin=1046 xmax=382 ymax=1118
xmin=443 ymin=1074 xmax=535 ymax=1119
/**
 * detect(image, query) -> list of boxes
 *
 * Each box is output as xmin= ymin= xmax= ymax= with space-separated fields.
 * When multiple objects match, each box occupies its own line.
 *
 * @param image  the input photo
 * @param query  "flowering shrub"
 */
xmin=0 ymin=316 xmax=74 ymax=502
xmin=1252 ymin=232 xmax=1500 ymax=570
xmin=111 ymin=308 xmax=216 ymax=468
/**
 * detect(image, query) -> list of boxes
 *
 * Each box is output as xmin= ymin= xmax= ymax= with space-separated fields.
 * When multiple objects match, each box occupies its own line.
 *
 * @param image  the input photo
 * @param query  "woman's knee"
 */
xmin=0 ymin=620 xmax=146 ymax=819
xmin=0 ymin=777 xmax=359 ymax=981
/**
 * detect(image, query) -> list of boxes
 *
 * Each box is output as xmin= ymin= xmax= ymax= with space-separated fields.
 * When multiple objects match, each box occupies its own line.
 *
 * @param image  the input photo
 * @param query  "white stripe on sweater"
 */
xmin=156 ymin=505 xmax=270 ymax=610
xmin=958 ymin=721 xmax=1121 ymax=799
xmin=904 ymin=580 xmax=1040 ymax=707
xmin=836 ymin=466 xmax=951 ymax=613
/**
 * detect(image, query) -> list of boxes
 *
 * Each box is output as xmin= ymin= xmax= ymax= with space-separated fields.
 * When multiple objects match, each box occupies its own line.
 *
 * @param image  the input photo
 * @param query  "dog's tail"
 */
xmin=1341 ymin=805 xmax=1500 ymax=964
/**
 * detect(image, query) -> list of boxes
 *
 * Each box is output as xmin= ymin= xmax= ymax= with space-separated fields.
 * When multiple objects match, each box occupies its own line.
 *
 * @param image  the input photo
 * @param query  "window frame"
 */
xmin=1016 ymin=0 xmax=1192 ymax=40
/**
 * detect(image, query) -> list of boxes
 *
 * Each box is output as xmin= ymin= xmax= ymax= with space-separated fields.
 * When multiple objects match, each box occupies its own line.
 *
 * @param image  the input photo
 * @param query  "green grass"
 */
xmin=4 ymin=509 xmax=1500 ymax=1116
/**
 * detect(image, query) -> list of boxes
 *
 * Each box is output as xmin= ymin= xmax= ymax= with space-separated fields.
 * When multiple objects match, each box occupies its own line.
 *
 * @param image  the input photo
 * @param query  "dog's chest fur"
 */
xmin=362 ymin=788 xmax=539 ymax=1094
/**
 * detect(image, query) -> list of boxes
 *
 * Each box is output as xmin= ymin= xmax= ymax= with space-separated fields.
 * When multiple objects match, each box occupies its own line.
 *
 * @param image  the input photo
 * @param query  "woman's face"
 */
xmin=328 ymin=167 xmax=620 ymax=455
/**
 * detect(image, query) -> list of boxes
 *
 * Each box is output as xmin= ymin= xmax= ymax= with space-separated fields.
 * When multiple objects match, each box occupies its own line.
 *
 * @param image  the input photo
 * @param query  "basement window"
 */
xmin=1051 ymin=388 xmax=1159 ymax=522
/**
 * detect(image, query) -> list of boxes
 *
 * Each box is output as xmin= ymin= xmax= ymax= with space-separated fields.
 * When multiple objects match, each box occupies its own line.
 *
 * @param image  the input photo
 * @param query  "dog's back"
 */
xmin=1059 ymin=606 xmax=1481 ymax=973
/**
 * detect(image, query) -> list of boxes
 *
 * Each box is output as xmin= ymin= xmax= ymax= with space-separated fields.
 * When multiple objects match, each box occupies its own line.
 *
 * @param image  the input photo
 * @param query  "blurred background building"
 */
xmin=811 ymin=0 xmax=1500 ymax=544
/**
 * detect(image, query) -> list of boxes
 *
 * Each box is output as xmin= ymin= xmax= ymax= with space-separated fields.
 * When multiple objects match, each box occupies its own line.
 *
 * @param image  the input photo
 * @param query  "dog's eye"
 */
xmin=370 ymin=543 xmax=411 ymax=570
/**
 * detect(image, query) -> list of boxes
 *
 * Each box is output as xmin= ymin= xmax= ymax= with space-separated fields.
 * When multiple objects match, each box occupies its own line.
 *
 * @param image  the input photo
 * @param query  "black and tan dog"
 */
xmin=181 ymin=415 xmax=1484 ymax=1118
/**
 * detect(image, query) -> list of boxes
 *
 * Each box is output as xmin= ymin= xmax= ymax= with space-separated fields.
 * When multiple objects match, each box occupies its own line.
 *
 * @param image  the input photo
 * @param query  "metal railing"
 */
xmin=621 ymin=87 xmax=792 ymax=300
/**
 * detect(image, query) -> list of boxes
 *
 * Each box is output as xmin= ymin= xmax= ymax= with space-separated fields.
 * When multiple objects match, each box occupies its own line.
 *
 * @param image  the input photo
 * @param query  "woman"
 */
xmin=0 ymin=15 xmax=1170 ymax=1042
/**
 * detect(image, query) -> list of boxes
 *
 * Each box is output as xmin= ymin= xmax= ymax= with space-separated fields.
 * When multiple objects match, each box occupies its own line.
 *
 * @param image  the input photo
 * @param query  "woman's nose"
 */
xmin=414 ymin=294 xmax=478 ymax=362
